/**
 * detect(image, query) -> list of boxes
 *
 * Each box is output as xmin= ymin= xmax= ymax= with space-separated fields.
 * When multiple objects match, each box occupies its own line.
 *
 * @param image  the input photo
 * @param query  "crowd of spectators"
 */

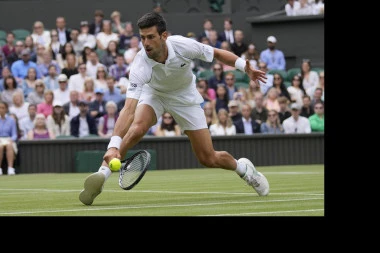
xmin=0 ymin=4 xmax=324 ymax=175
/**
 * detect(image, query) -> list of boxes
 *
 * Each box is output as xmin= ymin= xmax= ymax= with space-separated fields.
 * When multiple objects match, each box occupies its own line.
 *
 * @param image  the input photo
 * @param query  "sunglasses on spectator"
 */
xmin=163 ymin=116 xmax=173 ymax=119
xmin=314 ymin=106 xmax=323 ymax=109
xmin=268 ymin=114 xmax=277 ymax=117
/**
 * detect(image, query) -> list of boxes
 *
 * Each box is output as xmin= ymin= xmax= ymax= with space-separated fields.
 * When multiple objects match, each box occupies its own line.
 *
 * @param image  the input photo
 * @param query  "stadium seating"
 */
xmin=197 ymin=69 xmax=214 ymax=80
xmin=0 ymin=39 xmax=6 ymax=47
xmin=268 ymin=69 xmax=287 ymax=80
xmin=0 ymin=30 xmax=6 ymax=40
xmin=312 ymin=67 xmax=324 ymax=74
xmin=12 ymin=29 xmax=31 ymax=41
xmin=286 ymin=67 xmax=301 ymax=82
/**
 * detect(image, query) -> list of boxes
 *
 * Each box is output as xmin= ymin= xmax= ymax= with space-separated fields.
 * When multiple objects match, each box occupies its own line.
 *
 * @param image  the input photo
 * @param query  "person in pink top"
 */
xmin=37 ymin=90 xmax=54 ymax=117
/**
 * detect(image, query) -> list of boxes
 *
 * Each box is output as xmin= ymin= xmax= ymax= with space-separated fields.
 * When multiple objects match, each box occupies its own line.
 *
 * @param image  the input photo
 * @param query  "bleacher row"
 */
xmin=197 ymin=67 xmax=324 ymax=89
xmin=0 ymin=29 xmax=31 ymax=46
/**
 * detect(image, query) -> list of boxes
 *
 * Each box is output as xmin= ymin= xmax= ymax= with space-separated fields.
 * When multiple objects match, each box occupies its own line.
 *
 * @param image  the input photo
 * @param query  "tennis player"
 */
xmin=79 ymin=12 xmax=270 ymax=205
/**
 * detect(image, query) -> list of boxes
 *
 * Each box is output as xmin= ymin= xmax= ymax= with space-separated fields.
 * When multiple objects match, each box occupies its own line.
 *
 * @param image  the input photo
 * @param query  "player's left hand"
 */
xmin=103 ymin=147 xmax=121 ymax=165
xmin=244 ymin=59 xmax=267 ymax=84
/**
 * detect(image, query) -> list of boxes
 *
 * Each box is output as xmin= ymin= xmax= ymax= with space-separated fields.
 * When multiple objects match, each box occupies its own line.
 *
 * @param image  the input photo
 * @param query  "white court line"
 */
xmin=200 ymin=209 xmax=324 ymax=216
xmin=0 ymin=188 xmax=324 ymax=196
xmin=0 ymin=197 xmax=323 ymax=215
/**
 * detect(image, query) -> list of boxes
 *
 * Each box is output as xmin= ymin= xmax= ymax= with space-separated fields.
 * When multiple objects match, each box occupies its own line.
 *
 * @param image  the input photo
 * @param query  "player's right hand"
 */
xmin=103 ymin=147 xmax=121 ymax=165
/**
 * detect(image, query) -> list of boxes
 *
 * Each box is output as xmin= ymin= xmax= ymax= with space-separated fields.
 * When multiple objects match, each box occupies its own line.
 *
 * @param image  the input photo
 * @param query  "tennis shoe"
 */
xmin=79 ymin=172 xmax=105 ymax=205
xmin=0 ymin=168 xmax=3 ymax=175
xmin=238 ymin=158 xmax=269 ymax=196
xmin=7 ymin=167 xmax=15 ymax=175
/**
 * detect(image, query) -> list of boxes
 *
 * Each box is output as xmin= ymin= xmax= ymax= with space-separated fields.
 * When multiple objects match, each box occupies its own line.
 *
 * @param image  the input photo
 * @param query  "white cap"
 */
xmin=53 ymin=100 xmax=63 ymax=107
xmin=290 ymin=103 xmax=300 ymax=110
xmin=58 ymin=74 xmax=68 ymax=82
xmin=267 ymin=36 xmax=277 ymax=43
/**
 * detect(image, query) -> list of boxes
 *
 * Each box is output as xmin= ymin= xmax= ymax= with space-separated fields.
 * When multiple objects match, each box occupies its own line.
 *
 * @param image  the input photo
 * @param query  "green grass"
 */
xmin=0 ymin=165 xmax=324 ymax=216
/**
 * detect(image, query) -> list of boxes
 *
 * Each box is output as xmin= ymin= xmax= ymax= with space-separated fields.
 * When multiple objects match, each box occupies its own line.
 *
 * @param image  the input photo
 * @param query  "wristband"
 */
xmin=235 ymin=58 xmax=246 ymax=72
xmin=107 ymin=136 xmax=122 ymax=150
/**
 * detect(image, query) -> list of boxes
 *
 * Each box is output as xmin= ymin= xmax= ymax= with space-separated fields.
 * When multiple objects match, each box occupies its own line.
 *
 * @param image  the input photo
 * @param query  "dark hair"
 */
xmin=4 ymin=75 xmax=17 ymax=90
xmin=137 ymin=12 xmax=166 ymax=35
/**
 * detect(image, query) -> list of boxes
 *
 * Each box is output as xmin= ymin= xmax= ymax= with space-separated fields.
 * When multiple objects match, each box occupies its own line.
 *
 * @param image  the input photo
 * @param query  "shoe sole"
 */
xmin=238 ymin=158 xmax=270 ymax=196
xmin=79 ymin=172 xmax=105 ymax=205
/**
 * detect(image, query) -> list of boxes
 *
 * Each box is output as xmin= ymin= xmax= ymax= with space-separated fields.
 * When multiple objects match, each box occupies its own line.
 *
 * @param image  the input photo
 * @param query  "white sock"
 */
xmin=234 ymin=159 xmax=247 ymax=177
xmin=98 ymin=166 xmax=112 ymax=180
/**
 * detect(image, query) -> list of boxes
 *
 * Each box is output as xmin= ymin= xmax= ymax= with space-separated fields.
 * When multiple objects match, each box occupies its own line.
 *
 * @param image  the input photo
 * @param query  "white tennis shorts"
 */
xmin=137 ymin=85 xmax=208 ymax=131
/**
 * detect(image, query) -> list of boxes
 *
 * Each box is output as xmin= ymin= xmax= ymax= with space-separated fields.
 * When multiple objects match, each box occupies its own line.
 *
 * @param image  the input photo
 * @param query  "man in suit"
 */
xmin=89 ymin=88 xmax=107 ymax=120
xmin=234 ymin=104 xmax=260 ymax=134
xmin=218 ymin=18 xmax=234 ymax=44
xmin=89 ymin=10 xmax=104 ymax=36
xmin=70 ymin=100 xmax=98 ymax=137
xmin=55 ymin=17 xmax=71 ymax=46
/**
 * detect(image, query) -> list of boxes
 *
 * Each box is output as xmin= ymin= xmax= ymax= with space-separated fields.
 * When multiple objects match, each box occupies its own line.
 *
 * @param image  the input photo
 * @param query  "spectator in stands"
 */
xmin=307 ymin=71 xmax=324 ymax=100
xmin=263 ymin=87 xmax=280 ymax=112
xmin=103 ymin=76 xmax=123 ymax=104
xmin=118 ymin=22 xmax=140 ymax=50
xmin=96 ymin=20 xmax=119 ymax=51
xmin=219 ymin=17 xmax=234 ymax=44
xmin=61 ymin=53 xmax=78 ymax=80
xmin=11 ymin=48 xmax=41 ymax=84
xmin=0 ymin=52 xmax=8 ymax=78
xmin=300 ymin=94 xmax=314 ymax=118
xmin=309 ymin=101 xmax=324 ymax=132
xmin=260 ymin=36 xmax=286 ymax=71
xmin=43 ymin=65 xmax=59 ymax=91
xmin=110 ymin=11 xmax=127 ymax=35
xmin=260 ymin=109 xmax=284 ymax=134
xmin=295 ymin=0 xmax=314 ymax=16
xmin=231 ymin=30 xmax=248 ymax=58
xmin=100 ymin=40 xmax=119 ymax=69
xmin=94 ymin=65 xmax=108 ymax=90
xmin=246 ymin=79 xmax=260 ymax=106
xmin=287 ymin=73 xmax=306 ymax=109
xmin=24 ymin=36 xmax=37 ymax=62
xmin=224 ymin=72 xmax=238 ymax=100
xmin=300 ymin=59 xmax=319 ymax=91
xmin=27 ymin=113 xmax=55 ymax=140
xmin=251 ymin=91 xmax=268 ymax=128
xmin=227 ymin=100 xmax=242 ymax=124
xmin=68 ymin=63 xmax=88 ymax=92
xmin=79 ymin=77 xmax=96 ymax=102
xmin=313 ymin=0 xmax=324 ymax=15
xmin=155 ymin=112 xmax=182 ymax=137
xmin=46 ymin=100 xmax=70 ymax=137
xmin=108 ymin=54 xmax=129 ymax=82
xmin=26 ymin=79 xmax=45 ymax=105
xmin=89 ymin=88 xmax=107 ymax=120
xmin=0 ymin=101 xmax=17 ymax=175
xmin=53 ymin=74 xmax=70 ymax=105
xmin=19 ymin=103 xmax=37 ymax=140
xmin=78 ymin=22 xmax=97 ymax=50
xmin=283 ymin=103 xmax=311 ymax=133
xmin=257 ymin=61 xmax=274 ymax=95
xmin=272 ymin=73 xmax=291 ymax=101
xmin=198 ymin=18 xmax=214 ymax=41
xmin=220 ymin=41 xmax=232 ymax=52
xmin=234 ymin=103 xmax=260 ymax=135
xmin=241 ymin=43 xmax=259 ymax=70
xmin=6 ymin=41 xmax=24 ymax=67
xmin=8 ymin=113 xmax=22 ymax=140
xmin=89 ymin=10 xmax=105 ymax=36
xmin=209 ymin=108 xmax=236 ymax=136
xmin=37 ymin=89 xmax=54 ymax=118
xmin=123 ymin=36 xmax=140 ymax=65
xmin=86 ymin=50 xmax=106 ymax=79
xmin=35 ymin=44 xmax=47 ymax=65
xmin=57 ymin=42 xmax=79 ymax=69
xmin=212 ymin=83 xmax=229 ymax=113
xmin=0 ymin=66 xmax=11 ymax=92
xmin=208 ymin=30 xmax=222 ymax=49
xmin=63 ymin=90 xmax=80 ymax=120
xmin=198 ymin=78 xmax=216 ymax=102
xmin=203 ymin=101 xmax=218 ymax=128
xmin=81 ymin=44 xmax=93 ymax=64
xmin=197 ymin=80 xmax=211 ymax=108
xmin=31 ymin=21 xmax=51 ymax=49
xmin=70 ymin=100 xmax=98 ymax=137
xmin=1 ymin=76 xmax=23 ymax=107
xmin=192 ymin=36 xmax=215 ymax=73
xmin=285 ymin=0 xmax=301 ymax=16
xmin=97 ymin=100 xmax=119 ymax=138
xmin=55 ymin=17 xmax=71 ymax=46
xmin=310 ymin=87 xmax=324 ymax=108
xmin=277 ymin=96 xmax=291 ymax=124
xmin=2 ymin=32 xmax=15 ymax=58
xmin=37 ymin=50 xmax=60 ymax=78
xmin=69 ymin=28 xmax=84 ymax=57
xmin=208 ymin=63 xmax=226 ymax=91
xmin=48 ymin=29 xmax=62 ymax=60
xmin=21 ymin=67 xmax=40 ymax=98
xmin=9 ymin=91 xmax=29 ymax=122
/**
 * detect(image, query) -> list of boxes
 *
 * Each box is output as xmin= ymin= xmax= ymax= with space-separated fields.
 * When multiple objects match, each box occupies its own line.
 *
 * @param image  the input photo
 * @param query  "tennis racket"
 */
xmin=118 ymin=150 xmax=151 ymax=190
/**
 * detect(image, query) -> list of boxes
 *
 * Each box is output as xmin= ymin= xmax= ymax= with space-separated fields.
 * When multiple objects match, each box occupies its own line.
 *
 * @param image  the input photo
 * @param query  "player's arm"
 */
xmin=213 ymin=47 xmax=267 ymax=83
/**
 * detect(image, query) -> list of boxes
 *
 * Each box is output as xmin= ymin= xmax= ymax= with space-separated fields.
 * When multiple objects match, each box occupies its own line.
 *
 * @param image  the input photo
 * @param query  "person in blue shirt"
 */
xmin=10 ymin=48 xmax=42 ymax=84
xmin=259 ymin=36 xmax=286 ymax=71
xmin=0 ymin=101 xmax=18 ymax=175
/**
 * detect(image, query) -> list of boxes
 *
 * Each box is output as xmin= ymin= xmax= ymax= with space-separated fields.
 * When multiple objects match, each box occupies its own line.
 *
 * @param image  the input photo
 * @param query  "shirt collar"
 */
xmin=143 ymin=38 xmax=175 ymax=67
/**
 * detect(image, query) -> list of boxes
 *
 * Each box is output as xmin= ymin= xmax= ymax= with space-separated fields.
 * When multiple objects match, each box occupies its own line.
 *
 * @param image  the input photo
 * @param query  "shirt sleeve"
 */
xmin=169 ymin=36 xmax=214 ymax=62
xmin=127 ymin=54 xmax=150 ymax=100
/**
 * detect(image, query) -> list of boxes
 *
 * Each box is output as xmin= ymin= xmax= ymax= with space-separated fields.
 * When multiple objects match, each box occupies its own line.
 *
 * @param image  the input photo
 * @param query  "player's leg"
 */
xmin=5 ymin=142 xmax=15 ymax=175
xmin=79 ymin=103 xmax=159 ymax=205
xmin=0 ymin=145 xmax=4 ymax=175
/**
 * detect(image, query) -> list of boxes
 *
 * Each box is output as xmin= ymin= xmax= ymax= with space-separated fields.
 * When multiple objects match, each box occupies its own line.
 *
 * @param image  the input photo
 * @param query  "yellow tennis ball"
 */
xmin=109 ymin=158 xmax=121 ymax=172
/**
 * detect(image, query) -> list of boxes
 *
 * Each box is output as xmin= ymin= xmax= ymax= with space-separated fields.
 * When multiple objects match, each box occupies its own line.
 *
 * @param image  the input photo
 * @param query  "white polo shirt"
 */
xmin=127 ymin=35 xmax=214 ymax=103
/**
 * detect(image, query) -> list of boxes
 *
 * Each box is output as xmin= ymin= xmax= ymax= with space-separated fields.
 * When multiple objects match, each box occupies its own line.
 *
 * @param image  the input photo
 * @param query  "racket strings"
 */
xmin=119 ymin=153 xmax=149 ymax=188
